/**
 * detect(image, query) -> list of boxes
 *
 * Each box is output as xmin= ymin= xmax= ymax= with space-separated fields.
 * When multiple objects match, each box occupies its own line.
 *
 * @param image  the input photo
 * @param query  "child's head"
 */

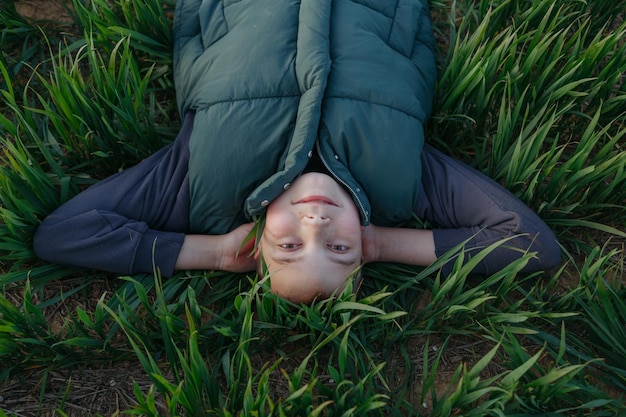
xmin=255 ymin=172 xmax=363 ymax=303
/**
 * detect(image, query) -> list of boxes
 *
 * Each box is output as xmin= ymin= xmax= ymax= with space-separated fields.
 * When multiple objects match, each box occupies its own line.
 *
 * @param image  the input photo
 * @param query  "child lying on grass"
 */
xmin=33 ymin=0 xmax=560 ymax=303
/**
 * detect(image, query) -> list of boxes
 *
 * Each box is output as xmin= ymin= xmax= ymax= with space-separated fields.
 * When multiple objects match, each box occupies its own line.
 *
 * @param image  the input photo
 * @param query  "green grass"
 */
xmin=1 ymin=0 xmax=625 ymax=415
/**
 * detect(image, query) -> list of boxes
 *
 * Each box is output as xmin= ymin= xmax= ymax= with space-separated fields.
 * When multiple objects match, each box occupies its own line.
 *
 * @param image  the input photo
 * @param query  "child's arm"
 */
xmin=34 ymin=208 xmax=186 ymax=277
xmin=411 ymin=145 xmax=561 ymax=275
xmin=361 ymin=146 xmax=561 ymax=275
xmin=34 ymin=113 xmax=200 ymax=278
xmin=175 ymin=223 xmax=257 ymax=273
xmin=361 ymin=224 xmax=436 ymax=266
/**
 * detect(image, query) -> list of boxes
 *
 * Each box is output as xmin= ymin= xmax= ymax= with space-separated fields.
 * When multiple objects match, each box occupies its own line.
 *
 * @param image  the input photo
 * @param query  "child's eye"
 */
xmin=328 ymin=244 xmax=349 ymax=252
xmin=279 ymin=243 xmax=301 ymax=250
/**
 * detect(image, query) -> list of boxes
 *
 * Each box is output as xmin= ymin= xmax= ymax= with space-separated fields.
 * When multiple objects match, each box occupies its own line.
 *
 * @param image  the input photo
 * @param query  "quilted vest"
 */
xmin=173 ymin=0 xmax=437 ymax=234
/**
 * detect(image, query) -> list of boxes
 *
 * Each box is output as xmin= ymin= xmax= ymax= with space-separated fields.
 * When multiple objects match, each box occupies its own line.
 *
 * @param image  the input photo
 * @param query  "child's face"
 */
xmin=258 ymin=172 xmax=363 ymax=302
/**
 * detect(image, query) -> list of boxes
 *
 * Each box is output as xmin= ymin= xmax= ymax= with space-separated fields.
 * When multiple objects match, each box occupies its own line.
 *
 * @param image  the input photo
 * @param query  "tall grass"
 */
xmin=432 ymin=0 xmax=626 ymax=229
xmin=1 ymin=0 xmax=625 ymax=415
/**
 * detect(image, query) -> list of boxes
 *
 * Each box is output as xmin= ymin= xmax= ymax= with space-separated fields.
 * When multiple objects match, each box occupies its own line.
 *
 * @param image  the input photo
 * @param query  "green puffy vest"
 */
xmin=173 ymin=0 xmax=437 ymax=234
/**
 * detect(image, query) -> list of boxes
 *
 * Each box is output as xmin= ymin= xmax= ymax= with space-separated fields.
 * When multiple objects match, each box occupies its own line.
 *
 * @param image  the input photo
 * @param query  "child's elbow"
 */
xmin=533 ymin=229 xmax=561 ymax=271
xmin=33 ymin=222 xmax=53 ymax=262
xmin=32 ymin=216 xmax=67 ymax=264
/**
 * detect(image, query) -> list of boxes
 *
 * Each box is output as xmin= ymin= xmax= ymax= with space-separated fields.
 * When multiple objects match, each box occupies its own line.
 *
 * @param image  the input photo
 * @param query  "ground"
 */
xmin=13 ymin=0 xmax=72 ymax=22
xmin=2 ymin=1 xmax=624 ymax=415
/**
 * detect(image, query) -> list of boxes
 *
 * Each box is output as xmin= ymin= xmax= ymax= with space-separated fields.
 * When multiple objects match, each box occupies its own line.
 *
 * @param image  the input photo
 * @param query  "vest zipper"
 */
xmin=315 ymin=142 xmax=369 ymax=224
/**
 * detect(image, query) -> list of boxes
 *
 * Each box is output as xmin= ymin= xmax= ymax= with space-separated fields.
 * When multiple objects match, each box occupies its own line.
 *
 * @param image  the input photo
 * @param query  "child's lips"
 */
xmin=294 ymin=195 xmax=338 ymax=206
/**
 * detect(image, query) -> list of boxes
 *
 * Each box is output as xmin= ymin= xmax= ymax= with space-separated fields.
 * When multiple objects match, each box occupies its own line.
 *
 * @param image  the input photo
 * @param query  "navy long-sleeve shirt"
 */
xmin=34 ymin=113 xmax=194 ymax=275
xmin=33 ymin=112 xmax=560 ymax=277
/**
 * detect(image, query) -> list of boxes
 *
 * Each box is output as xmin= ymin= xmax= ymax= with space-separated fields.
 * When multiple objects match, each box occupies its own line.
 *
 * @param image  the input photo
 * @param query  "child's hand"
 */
xmin=361 ymin=224 xmax=381 ymax=263
xmin=175 ymin=223 xmax=258 ymax=273
xmin=219 ymin=223 xmax=257 ymax=272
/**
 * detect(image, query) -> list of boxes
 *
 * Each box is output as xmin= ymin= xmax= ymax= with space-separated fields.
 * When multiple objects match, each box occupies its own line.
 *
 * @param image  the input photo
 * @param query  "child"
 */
xmin=33 ymin=0 xmax=560 ymax=303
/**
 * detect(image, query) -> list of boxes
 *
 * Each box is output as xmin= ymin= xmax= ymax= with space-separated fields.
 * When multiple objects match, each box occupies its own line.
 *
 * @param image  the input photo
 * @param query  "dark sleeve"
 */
xmin=34 ymin=209 xmax=185 ymax=276
xmin=414 ymin=145 xmax=561 ymax=275
xmin=33 ymin=113 xmax=195 ymax=277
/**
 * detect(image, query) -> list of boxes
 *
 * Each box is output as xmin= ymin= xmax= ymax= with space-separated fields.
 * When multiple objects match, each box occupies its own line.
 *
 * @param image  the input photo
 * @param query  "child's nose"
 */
xmin=303 ymin=212 xmax=330 ymax=224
